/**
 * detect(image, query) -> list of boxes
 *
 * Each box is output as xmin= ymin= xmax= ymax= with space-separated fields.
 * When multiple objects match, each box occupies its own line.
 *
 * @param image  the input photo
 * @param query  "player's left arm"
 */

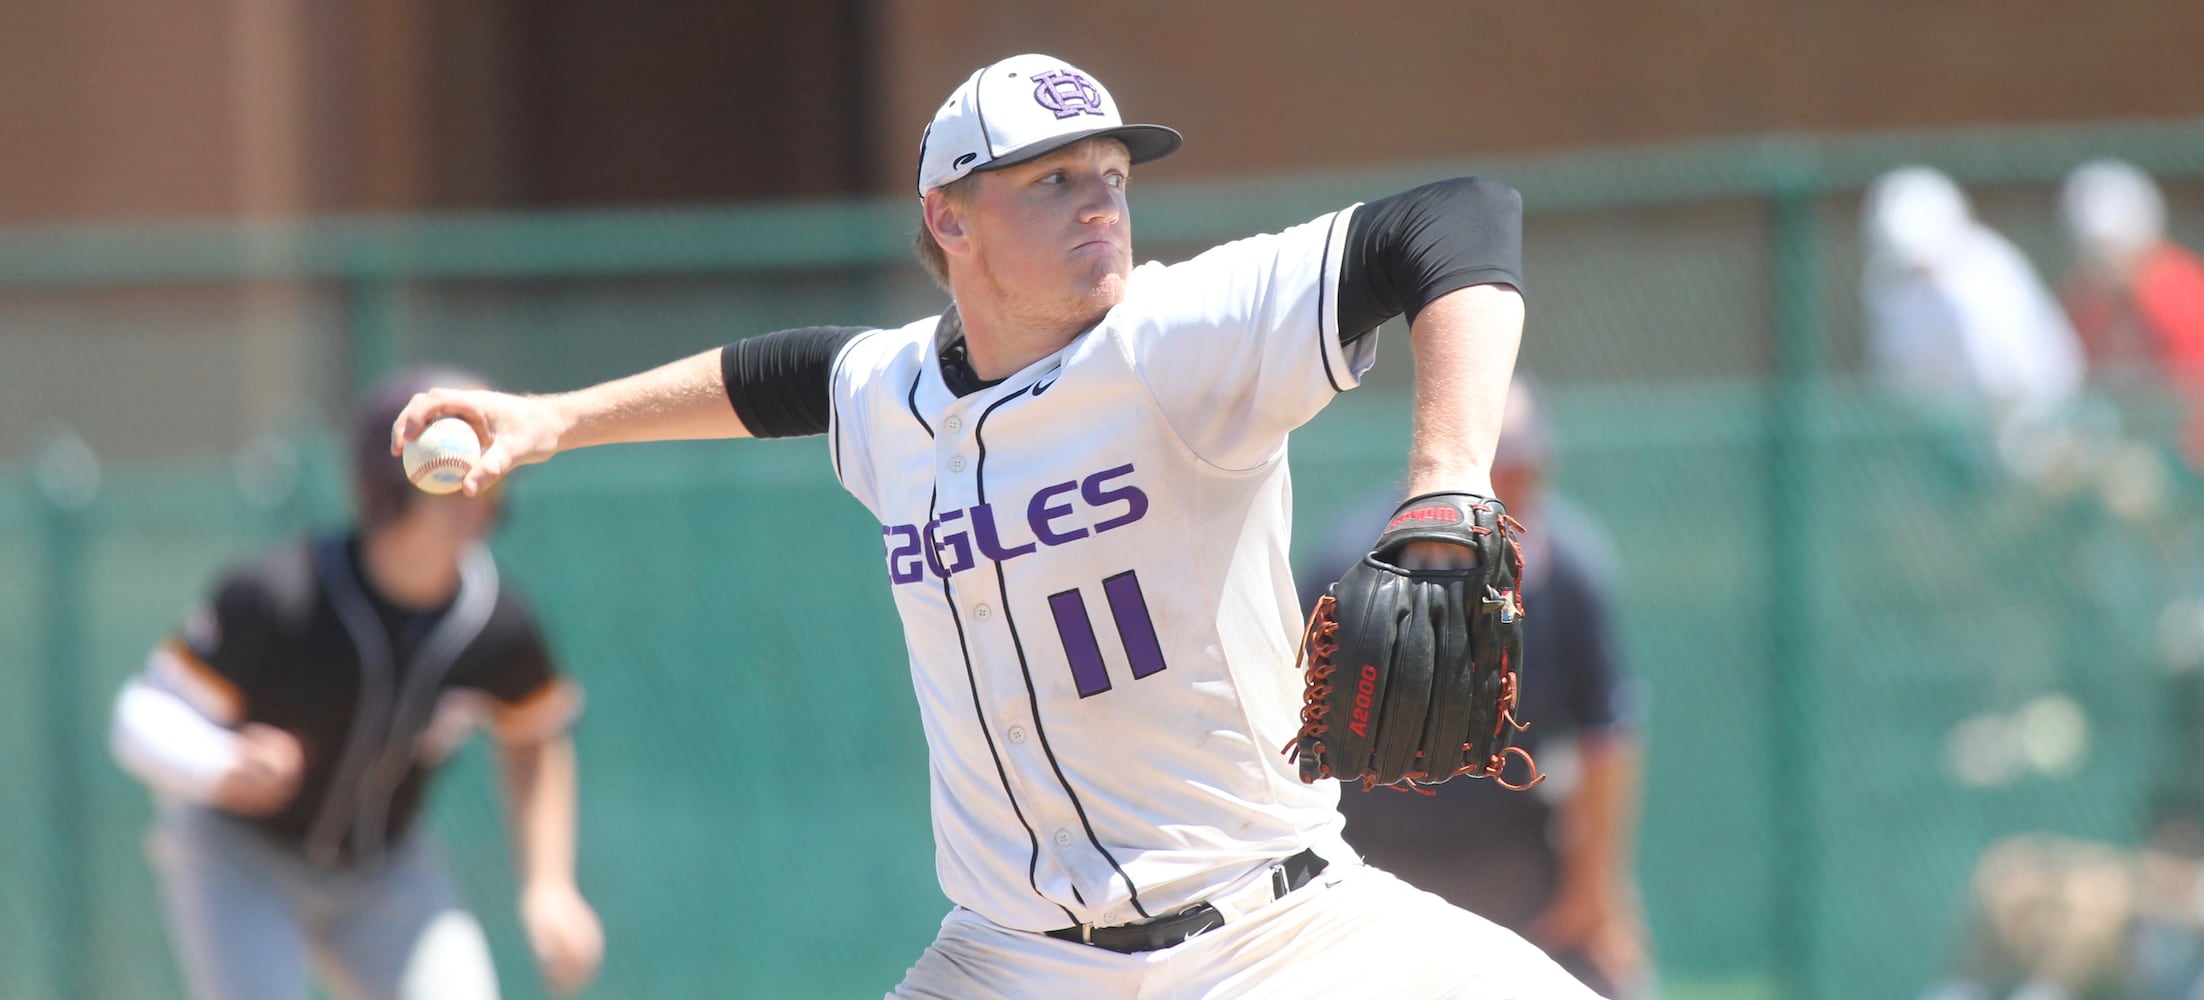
xmin=1126 ymin=176 xmax=1523 ymax=473
xmin=474 ymin=599 xmax=600 ymax=997
xmin=498 ymin=730 xmax=602 ymax=997
xmin=1339 ymin=177 xmax=1526 ymax=567
xmin=1402 ymin=285 xmax=1523 ymax=501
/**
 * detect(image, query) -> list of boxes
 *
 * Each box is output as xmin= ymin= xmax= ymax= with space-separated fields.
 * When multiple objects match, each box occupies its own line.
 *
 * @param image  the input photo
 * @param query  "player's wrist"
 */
xmin=521 ymin=876 xmax=583 ymax=903
xmin=530 ymin=392 xmax=586 ymax=453
xmin=1402 ymin=468 xmax=1494 ymax=501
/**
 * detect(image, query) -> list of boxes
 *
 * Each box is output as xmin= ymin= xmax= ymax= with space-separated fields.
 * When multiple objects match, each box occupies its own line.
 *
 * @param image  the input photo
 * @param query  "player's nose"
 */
xmin=1075 ymin=176 xmax=1123 ymax=225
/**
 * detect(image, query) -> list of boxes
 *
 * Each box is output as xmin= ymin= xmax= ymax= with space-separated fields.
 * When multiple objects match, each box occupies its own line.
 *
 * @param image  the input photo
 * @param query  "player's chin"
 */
xmin=1082 ymin=269 xmax=1130 ymax=309
xmin=422 ymin=490 xmax=504 ymax=535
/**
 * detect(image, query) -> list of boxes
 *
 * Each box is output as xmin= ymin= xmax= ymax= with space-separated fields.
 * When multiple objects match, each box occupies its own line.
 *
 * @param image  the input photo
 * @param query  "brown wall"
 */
xmin=0 ymin=3 xmax=253 ymax=225
xmin=0 ymin=0 xmax=873 ymax=225
xmin=871 ymin=0 xmax=2204 ymax=190
xmin=0 ymin=0 xmax=2198 ymax=224
xmin=492 ymin=3 xmax=874 ymax=206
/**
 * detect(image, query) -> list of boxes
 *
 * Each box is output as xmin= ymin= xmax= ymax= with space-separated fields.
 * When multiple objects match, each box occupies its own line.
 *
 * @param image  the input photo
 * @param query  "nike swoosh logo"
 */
xmin=1031 ymin=370 xmax=1061 ymax=396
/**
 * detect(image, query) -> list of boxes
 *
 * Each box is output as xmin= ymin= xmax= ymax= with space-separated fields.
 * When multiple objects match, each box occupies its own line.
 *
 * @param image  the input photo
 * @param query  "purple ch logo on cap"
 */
xmin=1032 ymin=69 xmax=1106 ymax=120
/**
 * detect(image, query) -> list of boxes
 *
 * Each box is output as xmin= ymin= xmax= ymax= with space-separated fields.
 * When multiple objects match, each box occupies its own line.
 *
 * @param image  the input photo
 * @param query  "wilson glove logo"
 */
xmin=1386 ymin=505 xmax=1462 ymax=532
xmin=882 ymin=463 xmax=1149 ymax=584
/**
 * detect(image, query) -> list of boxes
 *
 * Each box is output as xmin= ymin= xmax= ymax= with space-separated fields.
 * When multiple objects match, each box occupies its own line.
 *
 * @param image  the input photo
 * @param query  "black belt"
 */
xmin=1044 ymin=849 xmax=1328 ymax=954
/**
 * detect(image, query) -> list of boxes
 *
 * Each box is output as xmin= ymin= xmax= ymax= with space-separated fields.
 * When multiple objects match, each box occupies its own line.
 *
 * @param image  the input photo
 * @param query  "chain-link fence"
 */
xmin=7 ymin=120 xmax=2204 ymax=999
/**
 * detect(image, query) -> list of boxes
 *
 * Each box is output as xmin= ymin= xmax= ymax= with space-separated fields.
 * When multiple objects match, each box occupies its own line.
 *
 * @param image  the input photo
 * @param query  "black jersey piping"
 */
xmin=973 ymin=382 xmax=1153 ymax=921
xmin=905 ymin=368 xmax=933 ymax=436
xmin=306 ymin=537 xmax=399 ymax=867
xmin=1317 ymin=208 xmax=1350 ymax=394
xmin=830 ymin=392 xmax=846 ymax=488
xmin=349 ymin=547 xmax=500 ymax=863
xmin=904 ymin=350 xmax=1072 ymax=922
xmin=938 ymin=534 xmax=1074 ymax=926
xmin=826 ymin=332 xmax=875 ymax=490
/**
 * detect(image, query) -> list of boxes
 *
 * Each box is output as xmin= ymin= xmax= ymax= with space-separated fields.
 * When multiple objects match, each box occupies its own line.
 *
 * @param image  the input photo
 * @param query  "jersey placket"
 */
xmin=936 ymin=388 xmax=1128 ymax=919
xmin=931 ymin=402 xmax=1056 ymax=843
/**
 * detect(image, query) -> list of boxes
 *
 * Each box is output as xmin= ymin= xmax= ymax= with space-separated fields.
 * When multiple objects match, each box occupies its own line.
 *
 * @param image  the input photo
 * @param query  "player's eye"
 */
xmin=1106 ymin=172 xmax=1127 ymax=190
xmin=1038 ymin=171 xmax=1065 ymax=185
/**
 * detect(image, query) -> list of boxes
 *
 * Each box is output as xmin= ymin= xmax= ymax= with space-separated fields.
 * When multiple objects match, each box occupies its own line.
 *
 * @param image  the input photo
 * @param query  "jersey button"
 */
xmin=948 ymin=456 xmax=967 ymax=473
xmin=974 ymin=604 xmax=992 ymax=621
xmin=945 ymin=416 xmax=963 ymax=432
xmin=1007 ymin=725 xmax=1027 ymax=744
xmin=1054 ymin=830 xmax=1074 ymax=847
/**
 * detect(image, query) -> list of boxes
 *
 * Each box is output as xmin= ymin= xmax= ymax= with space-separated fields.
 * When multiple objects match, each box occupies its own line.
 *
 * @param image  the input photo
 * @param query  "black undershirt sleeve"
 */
xmin=466 ymin=596 xmax=559 ymax=706
xmin=185 ymin=568 xmax=280 ymax=697
xmin=719 ymin=326 xmax=872 ymax=439
xmin=1335 ymin=176 xmax=1524 ymax=344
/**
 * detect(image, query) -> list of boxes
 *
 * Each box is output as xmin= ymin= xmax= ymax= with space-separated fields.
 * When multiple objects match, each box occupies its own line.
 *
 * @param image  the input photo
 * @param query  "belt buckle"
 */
xmin=1080 ymin=923 xmax=1094 ymax=945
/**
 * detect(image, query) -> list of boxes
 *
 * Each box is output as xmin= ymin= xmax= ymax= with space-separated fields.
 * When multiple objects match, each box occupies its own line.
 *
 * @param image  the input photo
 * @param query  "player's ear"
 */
xmin=923 ymin=189 xmax=973 ymax=257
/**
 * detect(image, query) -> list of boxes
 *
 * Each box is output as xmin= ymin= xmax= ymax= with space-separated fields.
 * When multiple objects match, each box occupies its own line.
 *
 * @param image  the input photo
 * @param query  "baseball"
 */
xmin=402 ymin=417 xmax=482 ymax=495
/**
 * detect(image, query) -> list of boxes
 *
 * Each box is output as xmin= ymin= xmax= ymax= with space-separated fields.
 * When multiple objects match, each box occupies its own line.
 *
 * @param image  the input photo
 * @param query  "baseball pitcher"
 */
xmin=395 ymin=53 xmax=1599 ymax=999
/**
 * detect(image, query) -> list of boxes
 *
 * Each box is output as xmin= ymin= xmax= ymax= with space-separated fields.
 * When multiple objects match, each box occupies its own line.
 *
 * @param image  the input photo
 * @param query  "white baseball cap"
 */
xmin=2061 ymin=158 xmax=2166 ymax=260
xmin=916 ymin=53 xmax=1182 ymax=197
xmin=1863 ymin=165 xmax=1972 ymax=268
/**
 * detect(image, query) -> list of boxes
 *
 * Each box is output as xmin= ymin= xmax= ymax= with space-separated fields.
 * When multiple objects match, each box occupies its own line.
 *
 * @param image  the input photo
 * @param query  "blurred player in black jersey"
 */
xmin=109 ymin=367 xmax=602 ymax=1000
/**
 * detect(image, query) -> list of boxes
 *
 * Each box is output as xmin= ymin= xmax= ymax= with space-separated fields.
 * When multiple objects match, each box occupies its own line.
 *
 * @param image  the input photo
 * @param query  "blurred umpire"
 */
xmin=108 ymin=367 xmax=603 ymax=1000
xmin=1301 ymin=374 xmax=1653 ymax=998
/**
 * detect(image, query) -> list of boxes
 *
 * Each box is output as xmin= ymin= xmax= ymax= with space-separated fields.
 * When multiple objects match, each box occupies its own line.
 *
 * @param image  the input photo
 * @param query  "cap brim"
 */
xmin=981 ymin=123 xmax=1184 ymax=174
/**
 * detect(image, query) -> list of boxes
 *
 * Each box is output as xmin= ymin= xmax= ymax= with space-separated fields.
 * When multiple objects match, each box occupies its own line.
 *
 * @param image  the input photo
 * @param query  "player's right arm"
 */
xmin=391 ymin=348 xmax=746 ymax=497
xmin=390 ymin=326 xmax=870 ymax=496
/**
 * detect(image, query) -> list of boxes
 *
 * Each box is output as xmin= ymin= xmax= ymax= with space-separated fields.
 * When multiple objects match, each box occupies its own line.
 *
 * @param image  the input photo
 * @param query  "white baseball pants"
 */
xmin=892 ymin=862 xmax=1606 ymax=999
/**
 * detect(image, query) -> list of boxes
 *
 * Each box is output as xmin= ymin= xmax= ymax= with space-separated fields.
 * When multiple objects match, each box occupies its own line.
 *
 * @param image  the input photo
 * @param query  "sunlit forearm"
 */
xmin=1404 ymin=284 xmax=1524 ymax=498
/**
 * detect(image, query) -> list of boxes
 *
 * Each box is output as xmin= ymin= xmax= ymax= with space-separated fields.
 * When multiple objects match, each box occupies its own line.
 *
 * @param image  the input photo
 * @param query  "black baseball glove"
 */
xmin=1287 ymin=492 xmax=1540 ymax=791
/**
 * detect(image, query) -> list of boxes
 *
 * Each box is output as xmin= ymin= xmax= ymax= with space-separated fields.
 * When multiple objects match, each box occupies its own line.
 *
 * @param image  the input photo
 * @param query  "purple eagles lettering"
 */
xmin=882 ymin=464 xmax=1149 ymax=584
xmin=1031 ymin=69 xmax=1107 ymax=120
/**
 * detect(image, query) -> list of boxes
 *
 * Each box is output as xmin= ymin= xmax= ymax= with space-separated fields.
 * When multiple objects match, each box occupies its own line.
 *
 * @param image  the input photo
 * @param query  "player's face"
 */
xmin=1492 ymin=461 xmax=1541 ymax=516
xmin=963 ymin=138 xmax=1134 ymax=322
xmin=411 ymin=487 xmax=503 ymax=544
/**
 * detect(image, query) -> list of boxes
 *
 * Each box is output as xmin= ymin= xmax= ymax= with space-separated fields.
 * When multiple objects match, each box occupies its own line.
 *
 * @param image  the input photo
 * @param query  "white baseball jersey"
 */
xmin=828 ymin=207 xmax=1378 ymax=933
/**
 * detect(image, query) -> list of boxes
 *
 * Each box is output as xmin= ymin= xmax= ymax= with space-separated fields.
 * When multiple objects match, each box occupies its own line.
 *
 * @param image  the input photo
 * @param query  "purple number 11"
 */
xmin=1046 ymin=570 xmax=1168 ymax=698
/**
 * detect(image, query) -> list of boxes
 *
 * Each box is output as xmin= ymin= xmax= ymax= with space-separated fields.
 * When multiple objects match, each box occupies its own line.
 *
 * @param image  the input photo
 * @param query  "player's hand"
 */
xmin=390 ymin=388 xmax=567 ymax=497
xmin=212 ymin=723 xmax=304 ymax=817
xmin=520 ymin=881 xmax=604 ymax=997
xmin=1391 ymin=539 xmax=1477 ymax=570
xmin=1530 ymin=879 xmax=1646 ymax=987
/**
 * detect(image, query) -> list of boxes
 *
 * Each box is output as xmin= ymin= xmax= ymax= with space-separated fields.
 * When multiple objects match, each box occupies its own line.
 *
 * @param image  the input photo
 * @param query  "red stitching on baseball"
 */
xmin=408 ymin=457 xmax=472 ymax=484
